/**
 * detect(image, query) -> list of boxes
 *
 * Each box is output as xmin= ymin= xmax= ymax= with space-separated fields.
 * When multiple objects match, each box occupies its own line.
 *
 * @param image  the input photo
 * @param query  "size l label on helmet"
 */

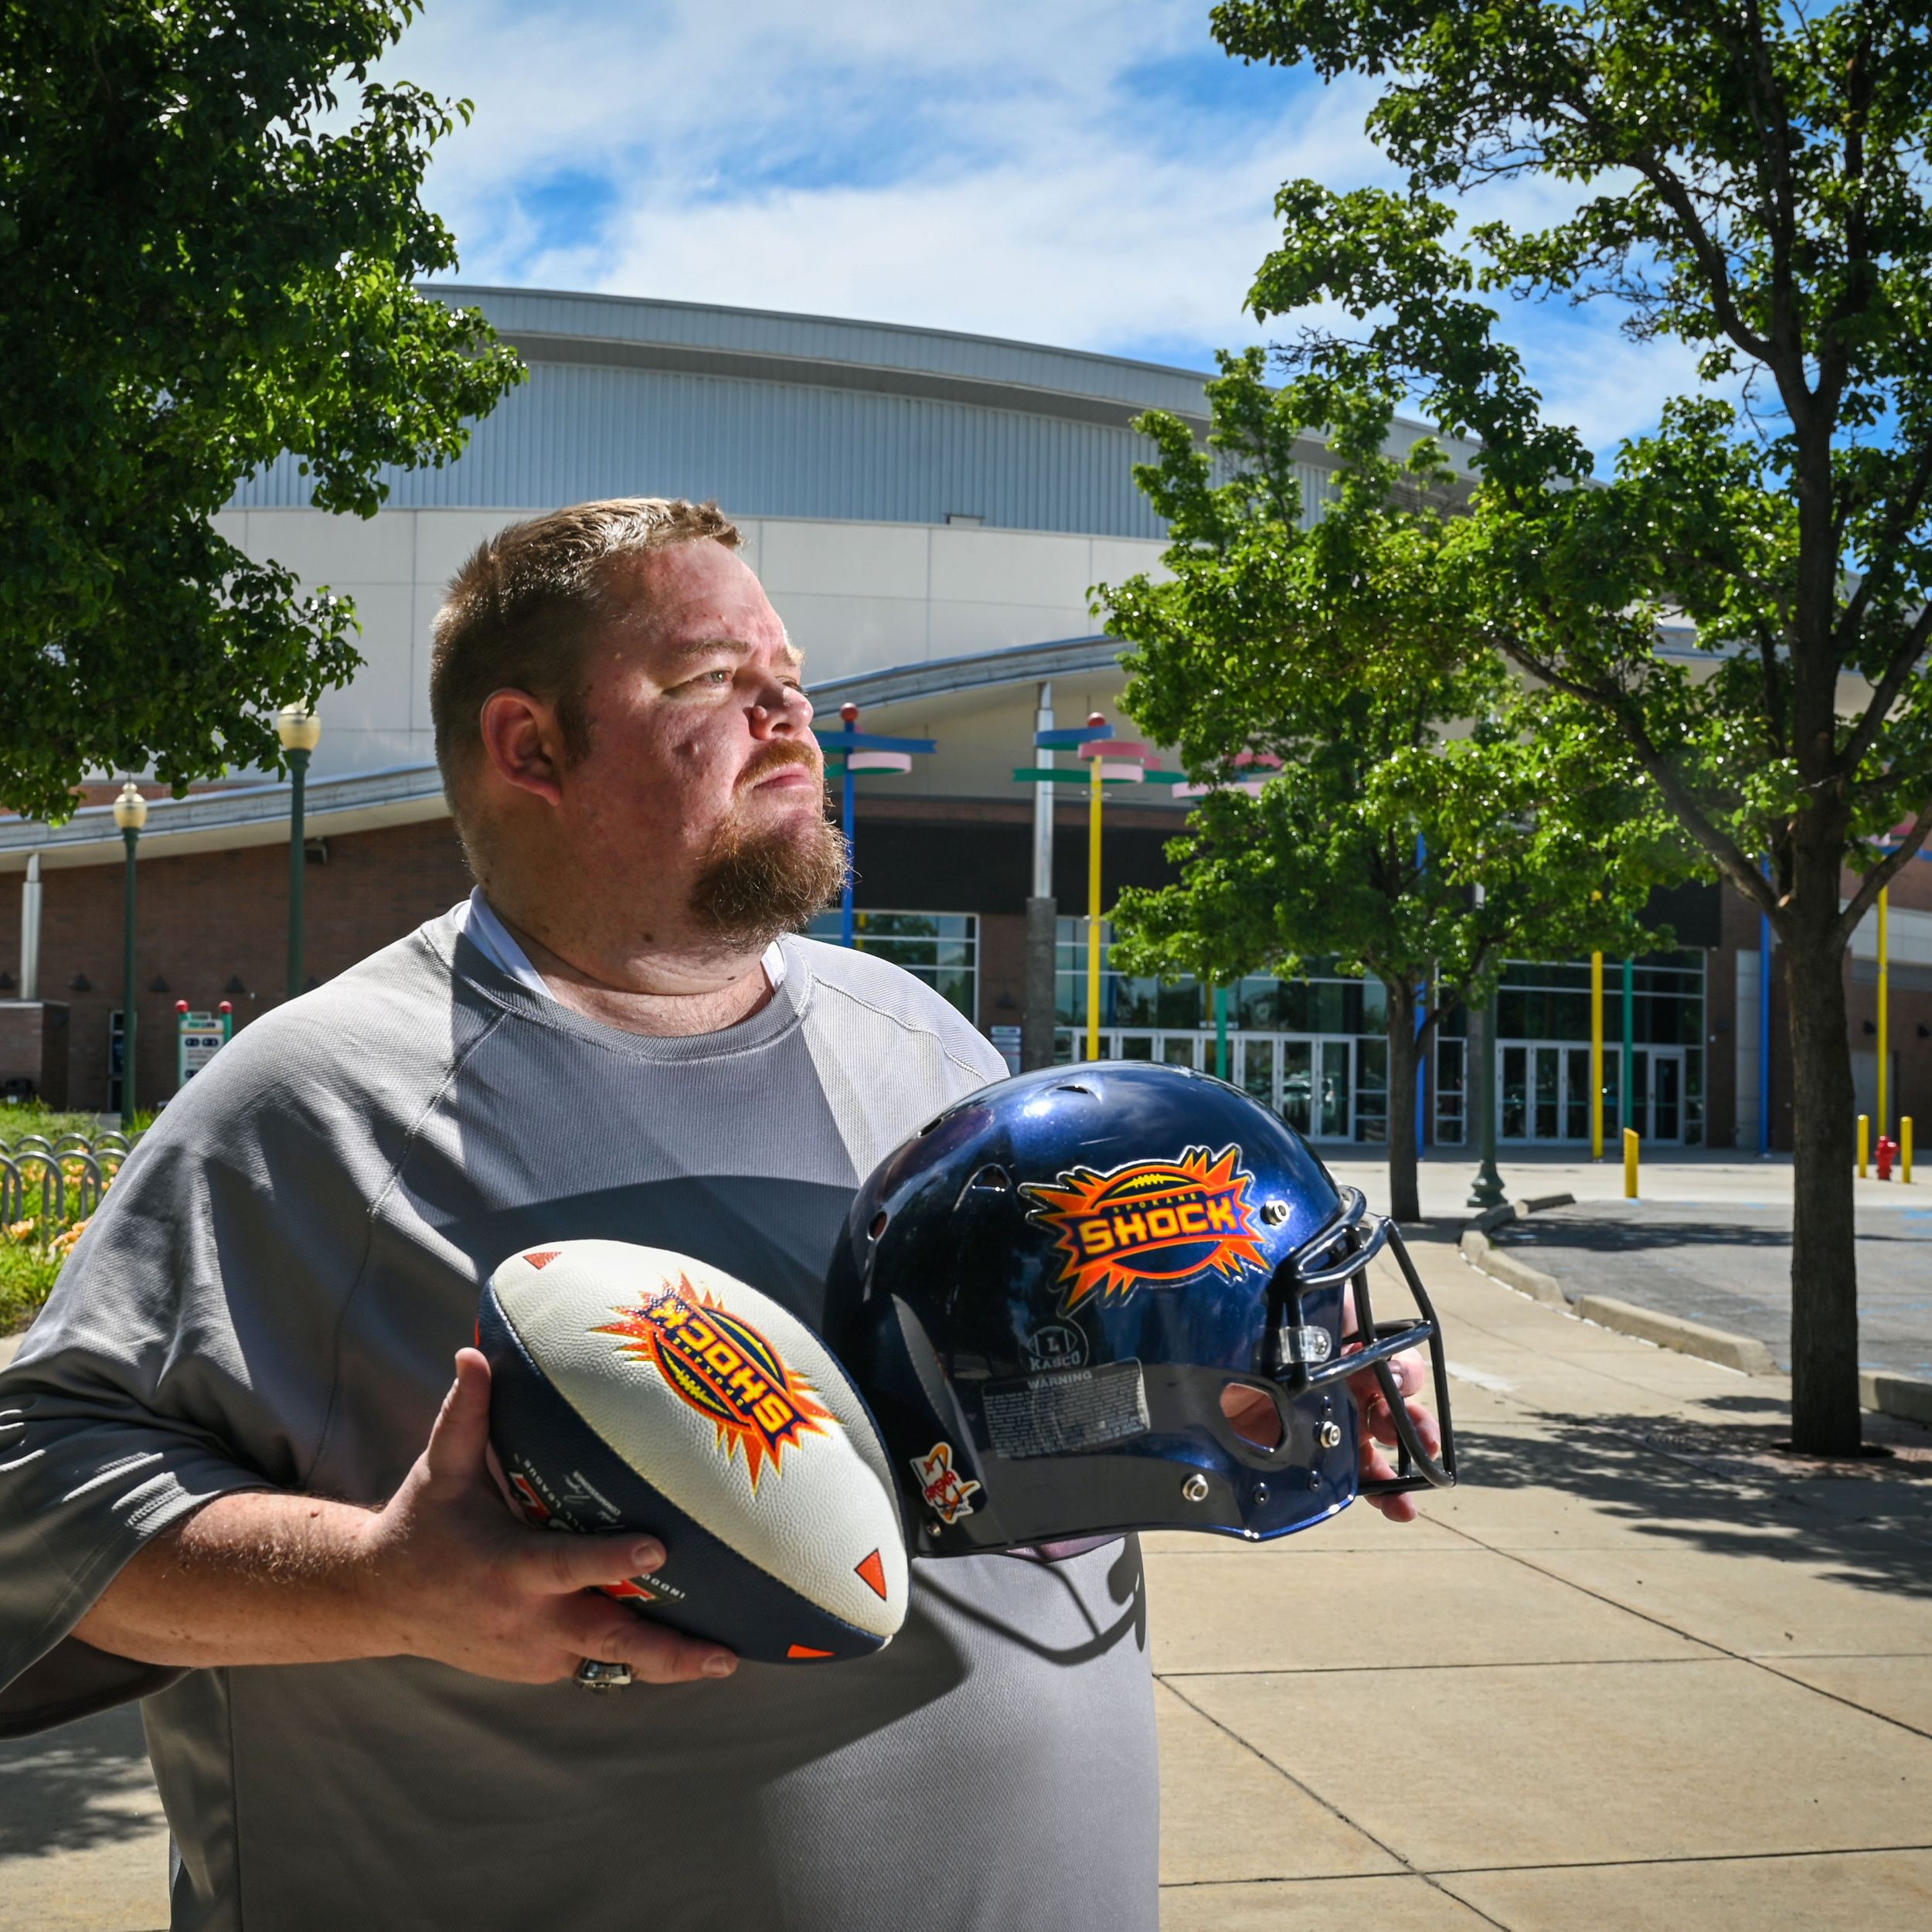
xmin=1021 ymin=1145 xmax=1267 ymax=1311
xmin=911 ymin=1440 xmax=981 ymax=1523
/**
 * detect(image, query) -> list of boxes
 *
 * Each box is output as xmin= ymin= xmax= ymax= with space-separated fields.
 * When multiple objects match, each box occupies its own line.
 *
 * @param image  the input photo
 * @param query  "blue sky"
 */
xmin=383 ymin=0 xmax=1699 ymax=468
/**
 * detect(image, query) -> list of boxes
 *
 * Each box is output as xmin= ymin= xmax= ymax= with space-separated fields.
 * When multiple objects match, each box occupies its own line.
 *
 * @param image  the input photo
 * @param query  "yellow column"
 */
xmin=1086 ymin=765 xmax=1104 ymax=1063
xmin=1590 ymin=951 xmax=1604 ymax=1160
xmin=1877 ymin=886 xmax=1890 ymax=1139
xmin=1623 ymin=1127 xmax=1638 ymax=1199
xmin=1858 ymin=1113 xmax=1870 ymax=1178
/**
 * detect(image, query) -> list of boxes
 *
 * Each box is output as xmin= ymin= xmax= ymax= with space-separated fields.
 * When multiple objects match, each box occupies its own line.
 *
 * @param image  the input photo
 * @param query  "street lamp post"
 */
xmin=111 ymin=781 xmax=148 ymax=1119
xmin=1466 ymin=884 xmax=1506 ymax=1210
xmin=276 ymin=706 xmax=321 ymax=1000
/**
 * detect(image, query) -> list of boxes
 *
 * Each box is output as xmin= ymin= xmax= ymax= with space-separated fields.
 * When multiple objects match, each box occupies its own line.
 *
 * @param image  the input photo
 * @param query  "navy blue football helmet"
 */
xmin=825 ymin=1061 xmax=1456 ymax=1555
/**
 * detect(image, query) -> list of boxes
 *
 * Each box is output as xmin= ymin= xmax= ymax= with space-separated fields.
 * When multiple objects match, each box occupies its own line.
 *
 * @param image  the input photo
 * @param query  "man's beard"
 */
xmin=688 ymin=791 xmax=849 ymax=952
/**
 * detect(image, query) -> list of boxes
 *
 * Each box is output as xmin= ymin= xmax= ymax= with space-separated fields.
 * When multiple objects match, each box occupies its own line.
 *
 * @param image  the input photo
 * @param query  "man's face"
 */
xmin=560 ymin=540 xmax=844 ymax=945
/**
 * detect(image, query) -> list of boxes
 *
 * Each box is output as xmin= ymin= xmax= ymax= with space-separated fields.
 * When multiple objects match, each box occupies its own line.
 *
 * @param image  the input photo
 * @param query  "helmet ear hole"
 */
xmin=1219 ymin=1382 xmax=1284 ymax=1451
xmin=869 ymin=1211 xmax=889 ymax=1241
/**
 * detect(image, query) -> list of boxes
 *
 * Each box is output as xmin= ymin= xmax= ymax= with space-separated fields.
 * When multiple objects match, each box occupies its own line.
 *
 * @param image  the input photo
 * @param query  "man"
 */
xmin=0 ymin=499 xmax=1434 ymax=1930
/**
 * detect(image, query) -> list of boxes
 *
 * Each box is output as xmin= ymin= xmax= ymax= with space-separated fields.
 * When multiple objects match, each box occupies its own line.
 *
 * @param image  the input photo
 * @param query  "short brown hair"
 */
xmin=429 ymin=497 xmax=741 ymax=832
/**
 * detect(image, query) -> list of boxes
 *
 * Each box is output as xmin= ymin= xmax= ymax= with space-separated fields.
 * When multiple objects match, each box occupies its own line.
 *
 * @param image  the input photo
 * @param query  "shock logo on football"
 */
xmin=1021 ymin=1144 xmax=1265 ymax=1311
xmin=597 ymin=1277 xmax=833 ymax=1488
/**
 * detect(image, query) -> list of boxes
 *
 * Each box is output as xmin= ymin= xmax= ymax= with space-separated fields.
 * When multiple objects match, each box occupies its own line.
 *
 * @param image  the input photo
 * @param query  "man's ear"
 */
xmin=478 ymin=689 xmax=566 ymax=808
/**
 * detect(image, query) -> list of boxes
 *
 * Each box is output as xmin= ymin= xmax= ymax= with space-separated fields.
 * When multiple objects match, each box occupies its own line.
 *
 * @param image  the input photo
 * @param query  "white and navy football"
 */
xmin=478 ymin=1241 xmax=909 ymax=1665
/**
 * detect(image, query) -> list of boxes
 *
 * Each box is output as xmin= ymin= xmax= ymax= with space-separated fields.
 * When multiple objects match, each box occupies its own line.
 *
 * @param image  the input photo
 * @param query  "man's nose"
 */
xmin=747 ymin=679 xmax=812 ymax=737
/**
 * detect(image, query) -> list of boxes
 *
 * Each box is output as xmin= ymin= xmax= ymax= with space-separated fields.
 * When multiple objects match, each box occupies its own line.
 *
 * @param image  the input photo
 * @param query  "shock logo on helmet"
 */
xmin=596 ymin=1277 xmax=833 ymax=1489
xmin=912 ymin=1440 xmax=981 ymax=1523
xmin=1022 ymin=1145 xmax=1266 ymax=1311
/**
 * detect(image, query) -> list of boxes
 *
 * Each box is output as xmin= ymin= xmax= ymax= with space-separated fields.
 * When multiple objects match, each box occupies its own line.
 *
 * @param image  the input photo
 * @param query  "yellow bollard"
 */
xmin=1904 ymin=1116 xmax=1914 ymax=1185
xmin=1623 ymin=1127 xmax=1639 ymax=1199
xmin=1858 ymin=1112 xmax=1869 ymax=1178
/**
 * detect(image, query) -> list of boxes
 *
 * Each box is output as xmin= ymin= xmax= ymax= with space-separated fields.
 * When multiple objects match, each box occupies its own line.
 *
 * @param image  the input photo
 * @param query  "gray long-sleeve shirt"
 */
xmin=0 ymin=913 xmax=1158 ymax=1931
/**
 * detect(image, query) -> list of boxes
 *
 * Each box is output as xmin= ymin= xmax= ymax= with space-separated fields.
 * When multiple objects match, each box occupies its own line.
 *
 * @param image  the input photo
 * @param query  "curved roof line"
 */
xmin=0 ymin=638 xmax=1132 ymax=869
xmin=812 ymin=636 xmax=1124 ymax=709
xmin=435 ymin=285 xmax=1478 ymax=466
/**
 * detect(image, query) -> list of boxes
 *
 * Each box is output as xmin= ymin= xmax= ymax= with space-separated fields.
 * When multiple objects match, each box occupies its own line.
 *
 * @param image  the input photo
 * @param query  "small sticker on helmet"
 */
xmin=982 ymin=1360 xmax=1151 ymax=1461
xmin=911 ymin=1441 xmax=981 ymax=1523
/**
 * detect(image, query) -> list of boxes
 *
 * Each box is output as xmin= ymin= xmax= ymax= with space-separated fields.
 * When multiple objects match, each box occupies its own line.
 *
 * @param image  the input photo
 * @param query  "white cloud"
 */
xmin=377 ymin=0 xmax=1719 ymax=462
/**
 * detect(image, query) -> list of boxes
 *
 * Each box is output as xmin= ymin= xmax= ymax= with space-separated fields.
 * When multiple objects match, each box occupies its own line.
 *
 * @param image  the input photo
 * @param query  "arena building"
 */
xmin=0 ymin=286 xmax=1926 ymax=1149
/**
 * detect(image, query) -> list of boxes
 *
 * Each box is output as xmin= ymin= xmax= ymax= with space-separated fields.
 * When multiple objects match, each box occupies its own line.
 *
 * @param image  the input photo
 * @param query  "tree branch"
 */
xmin=1838 ymin=601 xmax=1932 ymax=777
xmin=1489 ymin=630 xmax=1779 ymax=917
xmin=1838 ymin=796 xmax=1932 ymax=939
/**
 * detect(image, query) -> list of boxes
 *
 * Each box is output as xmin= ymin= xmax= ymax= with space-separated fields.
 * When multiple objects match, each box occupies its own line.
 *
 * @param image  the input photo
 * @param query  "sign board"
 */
xmin=177 ymin=1011 xmax=229 ymax=1087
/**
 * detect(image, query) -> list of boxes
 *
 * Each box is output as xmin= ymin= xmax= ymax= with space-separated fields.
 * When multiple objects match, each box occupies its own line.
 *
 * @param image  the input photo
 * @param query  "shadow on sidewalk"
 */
xmin=1455 ymin=1404 xmax=1932 ymax=1603
xmin=0 ymin=1702 xmax=159 ymax=1859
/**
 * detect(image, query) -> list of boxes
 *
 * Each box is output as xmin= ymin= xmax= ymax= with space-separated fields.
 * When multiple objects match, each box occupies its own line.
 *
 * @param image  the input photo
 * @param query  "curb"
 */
xmin=1457 ymin=1197 xmax=1931 ymax=1425
xmin=1569 ymin=1294 xmax=1777 ymax=1376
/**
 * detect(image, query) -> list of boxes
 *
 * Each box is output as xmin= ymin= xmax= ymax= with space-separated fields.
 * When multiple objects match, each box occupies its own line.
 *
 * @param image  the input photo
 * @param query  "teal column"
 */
xmin=1620 ymin=954 xmax=1636 ymax=1134
xmin=1214 ymin=982 xmax=1229 ymax=1080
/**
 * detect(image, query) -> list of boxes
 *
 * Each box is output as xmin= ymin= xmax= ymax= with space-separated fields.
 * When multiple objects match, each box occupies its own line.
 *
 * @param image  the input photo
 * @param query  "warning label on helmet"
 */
xmin=981 ymin=1360 xmax=1150 ymax=1461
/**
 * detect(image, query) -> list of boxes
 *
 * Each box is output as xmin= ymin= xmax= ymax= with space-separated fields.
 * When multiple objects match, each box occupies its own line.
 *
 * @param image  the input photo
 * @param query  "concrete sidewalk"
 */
xmin=4 ymin=1241 xmax=1930 ymax=1930
xmin=1151 ymin=1231 xmax=1932 ymax=1928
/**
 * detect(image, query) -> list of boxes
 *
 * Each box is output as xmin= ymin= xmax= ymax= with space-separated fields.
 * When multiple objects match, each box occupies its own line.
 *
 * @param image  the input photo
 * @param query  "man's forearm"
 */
xmin=72 ymin=1490 xmax=394 ymax=1668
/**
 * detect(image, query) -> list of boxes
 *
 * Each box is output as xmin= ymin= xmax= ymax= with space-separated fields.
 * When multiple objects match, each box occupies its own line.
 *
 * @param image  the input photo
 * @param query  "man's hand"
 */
xmin=73 ymin=1350 xmax=736 ymax=1687
xmin=1346 ymin=1347 xmax=1441 ymax=1524
xmin=357 ymin=1349 xmax=737 ymax=1684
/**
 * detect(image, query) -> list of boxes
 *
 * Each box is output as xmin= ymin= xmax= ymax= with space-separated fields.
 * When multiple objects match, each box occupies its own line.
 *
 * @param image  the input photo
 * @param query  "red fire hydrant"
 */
xmin=1877 ymin=1134 xmax=1899 ymax=1181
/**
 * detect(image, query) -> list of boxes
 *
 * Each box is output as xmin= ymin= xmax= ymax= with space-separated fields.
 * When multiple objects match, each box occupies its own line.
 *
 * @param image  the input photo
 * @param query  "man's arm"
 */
xmin=74 ymin=1350 xmax=736 ymax=1687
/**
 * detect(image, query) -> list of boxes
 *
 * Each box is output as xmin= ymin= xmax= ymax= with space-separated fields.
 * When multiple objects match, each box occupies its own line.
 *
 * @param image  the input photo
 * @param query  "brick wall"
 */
xmin=1 ymin=821 xmax=475 ymax=1112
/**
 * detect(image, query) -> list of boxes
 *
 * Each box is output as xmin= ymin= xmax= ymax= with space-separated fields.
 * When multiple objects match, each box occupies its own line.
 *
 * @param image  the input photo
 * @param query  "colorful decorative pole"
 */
xmin=1087 ymin=726 xmax=1107 ymax=1060
xmin=816 ymin=704 xmax=936 ymax=947
xmin=1014 ymin=711 xmax=1188 ymax=1062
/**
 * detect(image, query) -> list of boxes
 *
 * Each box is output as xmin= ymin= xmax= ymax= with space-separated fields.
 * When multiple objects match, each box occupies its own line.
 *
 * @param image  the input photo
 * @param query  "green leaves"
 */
xmin=0 ymin=2 xmax=524 ymax=820
xmin=1094 ymin=354 xmax=1662 ymax=1012
xmin=1210 ymin=0 xmax=1932 ymax=934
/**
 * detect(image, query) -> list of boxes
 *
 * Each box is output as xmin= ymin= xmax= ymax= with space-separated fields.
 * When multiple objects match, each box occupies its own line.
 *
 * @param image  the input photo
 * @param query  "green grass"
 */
xmin=0 ymin=1239 xmax=65 ymax=1333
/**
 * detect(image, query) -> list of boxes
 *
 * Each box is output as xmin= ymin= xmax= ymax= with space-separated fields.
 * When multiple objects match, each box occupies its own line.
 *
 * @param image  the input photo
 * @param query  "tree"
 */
xmin=0 ymin=1 xmax=523 ymax=820
xmin=1212 ymin=0 xmax=1932 ymax=1454
xmin=1097 ymin=355 xmax=1662 ymax=1221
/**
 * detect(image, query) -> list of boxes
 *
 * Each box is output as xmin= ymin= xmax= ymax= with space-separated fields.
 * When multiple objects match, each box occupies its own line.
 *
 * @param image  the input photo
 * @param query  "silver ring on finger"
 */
xmin=573 ymin=1658 xmax=634 ymax=1692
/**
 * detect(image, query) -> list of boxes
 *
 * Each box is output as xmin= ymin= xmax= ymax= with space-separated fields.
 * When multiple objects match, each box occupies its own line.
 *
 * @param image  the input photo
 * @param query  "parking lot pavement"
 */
xmin=1484 ymin=1189 xmax=1932 ymax=1380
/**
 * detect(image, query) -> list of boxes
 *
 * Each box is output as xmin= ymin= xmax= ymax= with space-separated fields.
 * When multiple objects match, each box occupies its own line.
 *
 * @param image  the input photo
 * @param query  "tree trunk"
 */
xmin=1385 ymin=978 xmax=1421 ymax=1223
xmin=1783 ymin=906 xmax=1862 ymax=1455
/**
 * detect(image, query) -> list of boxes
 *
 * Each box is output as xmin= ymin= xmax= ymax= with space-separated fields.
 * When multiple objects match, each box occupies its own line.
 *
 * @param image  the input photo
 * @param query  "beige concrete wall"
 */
xmin=209 ymin=509 xmax=1172 ymax=783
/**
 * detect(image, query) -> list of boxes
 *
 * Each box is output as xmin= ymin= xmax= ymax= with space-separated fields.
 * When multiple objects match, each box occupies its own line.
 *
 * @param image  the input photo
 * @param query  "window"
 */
xmin=805 ymin=911 xmax=978 ymax=1022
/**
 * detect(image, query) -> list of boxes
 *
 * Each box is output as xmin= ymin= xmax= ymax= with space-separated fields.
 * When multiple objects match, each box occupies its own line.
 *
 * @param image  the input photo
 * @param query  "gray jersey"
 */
xmin=0 ymin=915 xmax=1158 ymax=1931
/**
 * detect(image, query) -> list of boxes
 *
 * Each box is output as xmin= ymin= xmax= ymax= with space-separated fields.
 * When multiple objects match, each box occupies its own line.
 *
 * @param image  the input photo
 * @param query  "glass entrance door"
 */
xmin=1631 ymin=1047 xmax=1685 ymax=1145
xmin=1499 ymin=1040 xmax=1601 ymax=1144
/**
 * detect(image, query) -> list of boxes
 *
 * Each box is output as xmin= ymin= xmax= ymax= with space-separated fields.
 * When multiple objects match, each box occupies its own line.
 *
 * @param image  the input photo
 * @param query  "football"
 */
xmin=478 ymin=1240 xmax=910 ymax=1665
